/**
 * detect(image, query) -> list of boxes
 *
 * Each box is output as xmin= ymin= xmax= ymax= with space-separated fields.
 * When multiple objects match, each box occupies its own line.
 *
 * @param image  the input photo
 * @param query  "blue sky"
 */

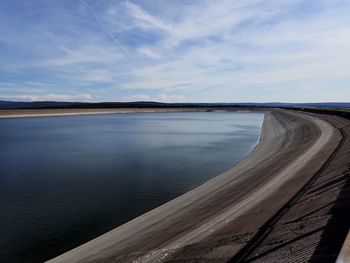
xmin=0 ymin=0 xmax=349 ymax=102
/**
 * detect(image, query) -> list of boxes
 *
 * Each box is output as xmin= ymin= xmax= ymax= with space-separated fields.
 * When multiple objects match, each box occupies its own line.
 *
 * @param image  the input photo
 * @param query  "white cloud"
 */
xmin=121 ymin=93 xmax=185 ymax=103
xmin=1 ymin=0 xmax=350 ymax=102
xmin=47 ymin=45 xmax=123 ymax=66
xmin=116 ymin=0 xmax=350 ymax=102
xmin=137 ymin=47 xmax=161 ymax=59
xmin=120 ymin=94 xmax=151 ymax=101
xmin=156 ymin=93 xmax=185 ymax=102
xmin=123 ymin=1 xmax=172 ymax=32
xmin=0 ymin=93 xmax=93 ymax=102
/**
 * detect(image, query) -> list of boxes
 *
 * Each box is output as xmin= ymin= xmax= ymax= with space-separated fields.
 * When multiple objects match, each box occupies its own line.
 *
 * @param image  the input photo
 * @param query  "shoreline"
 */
xmin=46 ymin=109 xmax=342 ymax=263
xmin=0 ymin=108 xmax=257 ymax=119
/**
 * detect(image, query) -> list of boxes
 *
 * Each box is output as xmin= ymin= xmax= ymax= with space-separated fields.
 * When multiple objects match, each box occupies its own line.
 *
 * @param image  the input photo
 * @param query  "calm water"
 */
xmin=0 ymin=112 xmax=263 ymax=262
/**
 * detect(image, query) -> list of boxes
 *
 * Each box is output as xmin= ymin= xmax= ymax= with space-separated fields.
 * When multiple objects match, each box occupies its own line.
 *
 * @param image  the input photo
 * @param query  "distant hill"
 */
xmin=0 ymin=101 xmax=349 ymax=110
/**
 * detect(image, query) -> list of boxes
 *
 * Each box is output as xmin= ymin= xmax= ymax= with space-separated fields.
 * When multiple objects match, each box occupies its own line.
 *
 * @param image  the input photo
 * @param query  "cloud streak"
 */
xmin=81 ymin=0 xmax=129 ymax=56
xmin=0 ymin=93 xmax=93 ymax=102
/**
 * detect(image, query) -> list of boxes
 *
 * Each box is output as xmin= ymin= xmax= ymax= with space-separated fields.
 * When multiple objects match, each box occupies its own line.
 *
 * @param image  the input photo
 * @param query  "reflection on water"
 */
xmin=0 ymin=112 xmax=263 ymax=262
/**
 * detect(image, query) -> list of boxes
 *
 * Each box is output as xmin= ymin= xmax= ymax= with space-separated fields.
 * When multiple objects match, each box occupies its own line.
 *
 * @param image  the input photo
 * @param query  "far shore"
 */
xmin=0 ymin=107 xmax=257 ymax=119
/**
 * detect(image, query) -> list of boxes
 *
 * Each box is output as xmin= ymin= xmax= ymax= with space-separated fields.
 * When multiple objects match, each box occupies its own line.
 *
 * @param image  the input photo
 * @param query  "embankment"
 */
xmin=47 ymin=109 xmax=341 ymax=262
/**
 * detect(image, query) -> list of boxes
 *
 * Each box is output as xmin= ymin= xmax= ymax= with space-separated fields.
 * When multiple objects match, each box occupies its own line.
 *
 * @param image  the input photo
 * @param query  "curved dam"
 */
xmin=47 ymin=109 xmax=343 ymax=262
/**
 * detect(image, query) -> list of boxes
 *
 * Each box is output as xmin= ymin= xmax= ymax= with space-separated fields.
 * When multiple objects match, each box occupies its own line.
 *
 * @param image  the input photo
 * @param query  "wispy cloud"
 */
xmin=121 ymin=93 xmax=185 ymax=103
xmin=47 ymin=45 xmax=123 ymax=66
xmin=0 ymin=0 xmax=349 ymax=102
xmin=80 ymin=0 xmax=129 ymax=56
xmin=0 ymin=93 xmax=93 ymax=102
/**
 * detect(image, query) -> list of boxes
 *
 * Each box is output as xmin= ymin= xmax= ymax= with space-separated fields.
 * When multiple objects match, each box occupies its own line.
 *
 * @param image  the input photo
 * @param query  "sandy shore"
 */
xmin=45 ymin=109 xmax=341 ymax=263
xmin=0 ymin=108 xmax=132 ymax=118
xmin=0 ymin=108 xmax=247 ymax=119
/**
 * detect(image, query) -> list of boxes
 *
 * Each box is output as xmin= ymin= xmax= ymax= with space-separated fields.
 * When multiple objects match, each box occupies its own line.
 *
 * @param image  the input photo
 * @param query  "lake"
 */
xmin=0 ymin=112 xmax=263 ymax=262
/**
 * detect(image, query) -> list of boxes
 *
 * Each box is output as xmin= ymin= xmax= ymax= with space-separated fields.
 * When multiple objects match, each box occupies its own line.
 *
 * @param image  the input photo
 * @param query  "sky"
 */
xmin=0 ymin=0 xmax=349 ymax=103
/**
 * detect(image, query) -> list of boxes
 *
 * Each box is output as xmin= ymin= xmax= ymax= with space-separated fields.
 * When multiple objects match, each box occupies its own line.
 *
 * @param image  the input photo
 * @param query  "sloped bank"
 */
xmin=47 ymin=109 xmax=340 ymax=263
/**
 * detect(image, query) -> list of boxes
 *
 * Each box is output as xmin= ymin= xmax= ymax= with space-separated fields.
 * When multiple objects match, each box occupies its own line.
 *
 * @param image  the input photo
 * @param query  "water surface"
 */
xmin=0 ymin=112 xmax=263 ymax=262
